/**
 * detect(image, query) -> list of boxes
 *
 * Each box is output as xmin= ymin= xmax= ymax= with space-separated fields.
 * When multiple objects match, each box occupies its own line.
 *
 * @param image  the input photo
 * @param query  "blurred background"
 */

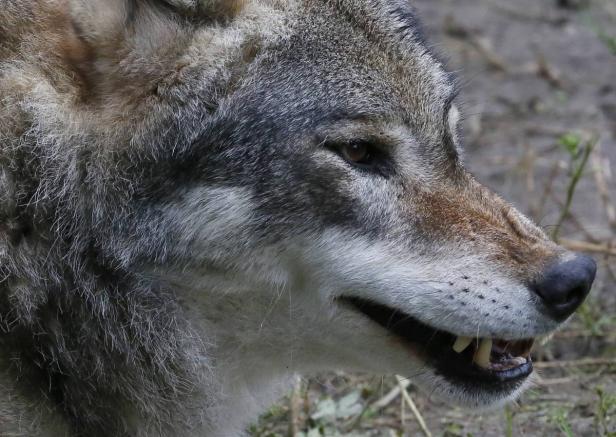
xmin=253 ymin=0 xmax=616 ymax=434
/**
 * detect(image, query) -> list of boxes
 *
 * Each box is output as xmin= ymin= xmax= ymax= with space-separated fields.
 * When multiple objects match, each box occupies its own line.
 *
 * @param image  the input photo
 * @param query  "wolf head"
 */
xmin=0 ymin=0 xmax=596 ymax=433
xmin=138 ymin=0 xmax=595 ymax=407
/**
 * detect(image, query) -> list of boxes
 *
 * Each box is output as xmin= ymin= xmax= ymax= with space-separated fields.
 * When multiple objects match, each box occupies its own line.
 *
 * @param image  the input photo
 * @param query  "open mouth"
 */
xmin=340 ymin=297 xmax=534 ymax=391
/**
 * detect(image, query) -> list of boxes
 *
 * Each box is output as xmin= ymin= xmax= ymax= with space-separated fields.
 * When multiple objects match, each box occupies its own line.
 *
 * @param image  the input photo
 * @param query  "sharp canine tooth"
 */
xmin=474 ymin=338 xmax=492 ymax=368
xmin=453 ymin=336 xmax=473 ymax=353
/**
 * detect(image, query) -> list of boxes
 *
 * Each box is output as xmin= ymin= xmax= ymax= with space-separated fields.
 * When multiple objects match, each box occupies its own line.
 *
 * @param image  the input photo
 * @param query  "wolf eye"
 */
xmin=323 ymin=138 xmax=392 ymax=177
xmin=341 ymin=141 xmax=371 ymax=164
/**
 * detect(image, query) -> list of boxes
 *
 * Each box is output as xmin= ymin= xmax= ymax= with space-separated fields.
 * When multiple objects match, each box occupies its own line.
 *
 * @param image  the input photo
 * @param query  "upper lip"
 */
xmin=339 ymin=296 xmax=535 ymax=388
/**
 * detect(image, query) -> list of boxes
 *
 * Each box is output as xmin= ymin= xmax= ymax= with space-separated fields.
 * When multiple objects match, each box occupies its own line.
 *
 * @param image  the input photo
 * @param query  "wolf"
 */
xmin=0 ymin=0 xmax=597 ymax=435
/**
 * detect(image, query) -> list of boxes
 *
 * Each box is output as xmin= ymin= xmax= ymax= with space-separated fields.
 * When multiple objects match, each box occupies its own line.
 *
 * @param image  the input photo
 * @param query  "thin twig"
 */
xmin=535 ymin=376 xmax=575 ymax=386
xmin=559 ymin=239 xmax=616 ymax=256
xmin=555 ymin=329 xmax=616 ymax=339
xmin=534 ymin=357 xmax=616 ymax=369
xmin=551 ymin=137 xmax=596 ymax=241
xmin=532 ymin=160 xmax=560 ymax=222
xmin=288 ymin=376 xmax=303 ymax=437
xmin=484 ymin=0 xmax=567 ymax=24
xmin=547 ymin=193 xmax=601 ymax=243
xmin=443 ymin=15 xmax=508 ymax=71
xmin=372 ymin=378 xmax=409 ymax=410
xmin=470 ymin=36 xmax=509 ymax=72
xmin=535 ymin=52 xmax=565 ymax=88
xmin=342 ymin=382 xmax=383 ymax=432
xmin=604 ymin=261 xmax=616 ymax=283
xmin=396 ymin=375 xmax=432 ymax=437
xmin=590 ymin=145 xmax=616 ymax=232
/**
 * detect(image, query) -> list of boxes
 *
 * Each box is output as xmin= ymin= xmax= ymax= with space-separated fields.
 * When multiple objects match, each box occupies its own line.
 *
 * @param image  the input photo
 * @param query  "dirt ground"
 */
xmin=252 ymin=0 xmax=616 ymax=435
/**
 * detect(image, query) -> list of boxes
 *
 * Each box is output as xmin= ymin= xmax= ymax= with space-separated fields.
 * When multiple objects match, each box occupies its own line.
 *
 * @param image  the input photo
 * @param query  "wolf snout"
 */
xmin=531 ymin=254 xmax=596 ymax=321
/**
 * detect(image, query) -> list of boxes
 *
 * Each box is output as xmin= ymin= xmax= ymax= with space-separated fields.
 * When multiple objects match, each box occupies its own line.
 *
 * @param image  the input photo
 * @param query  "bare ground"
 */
xmin=253 ymin=0 xmax=616 ymax=435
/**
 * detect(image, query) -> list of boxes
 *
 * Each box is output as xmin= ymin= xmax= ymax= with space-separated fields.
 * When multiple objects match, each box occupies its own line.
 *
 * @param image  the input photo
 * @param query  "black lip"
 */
xmin=339 ymin=296 xmax=533 ymax=391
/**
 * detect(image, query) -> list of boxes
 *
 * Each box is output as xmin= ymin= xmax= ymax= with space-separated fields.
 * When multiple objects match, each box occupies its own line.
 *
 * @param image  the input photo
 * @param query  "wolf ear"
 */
xmin=69 ymin=0 xmax=244 ymax=50
xmin=64 ymin=0 xmax=244 ymax=103
xmin=70 ymin=0 xmax=243 ymax=28
xmin=162 ymin=0 xmax=245 ymax=16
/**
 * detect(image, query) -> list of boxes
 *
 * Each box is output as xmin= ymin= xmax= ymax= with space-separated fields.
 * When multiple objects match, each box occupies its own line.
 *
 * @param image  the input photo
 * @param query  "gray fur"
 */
xmin=0 ymin=0 xmax=577 ymax=435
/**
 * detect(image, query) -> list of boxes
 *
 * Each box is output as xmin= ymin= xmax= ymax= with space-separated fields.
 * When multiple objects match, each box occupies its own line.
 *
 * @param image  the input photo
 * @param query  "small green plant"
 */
xmin=596 ymin=387 xmax=616 ymax=435
xmin=598 ymin=29 xmax=616 ymax=55
xmin=580 ymin=13 xmax=616 ymax=55
xmin=504 ymin=406 xmax=514 ymax=437
xmin=444 ymin=422 xmax=464 ymax=437
xmin=310 ymin=390 xmax=363 ymax=423
xmin=551 ymin=133 xmax=596 ymax=241
xmin=576 ymin=300 xmax=601 ymax=335
xmin=548 ymin=407 xmax=574 ymax=437
xmin=558 ymin=133 xmax=582 ymax=155
xmin=575 ymin=300 xmax=616 ymax=336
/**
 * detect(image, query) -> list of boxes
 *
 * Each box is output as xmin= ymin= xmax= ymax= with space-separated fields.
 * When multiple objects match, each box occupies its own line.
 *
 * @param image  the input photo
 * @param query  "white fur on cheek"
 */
xmin=164 ymin=186 xmax=255 ymax=260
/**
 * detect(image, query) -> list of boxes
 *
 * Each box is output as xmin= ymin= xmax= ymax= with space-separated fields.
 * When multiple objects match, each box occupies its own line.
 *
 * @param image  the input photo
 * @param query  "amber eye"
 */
xmin=341 ymin=141 xmax=370 ymax=164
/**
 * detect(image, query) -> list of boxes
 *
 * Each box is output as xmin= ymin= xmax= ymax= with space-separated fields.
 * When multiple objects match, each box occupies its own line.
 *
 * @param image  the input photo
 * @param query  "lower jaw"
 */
xmin=339 ymin=297 xmax=534 ymax=396
xmin=427 ymin=374 xmax=531 ymax=409
xmin=407 ymin=350 xmax=533 ymax=403
xmin=434 ymin=359 xmax=532 ymax=393
xmin=401 ymin=353 xmax=533 ymax=408
xmin=429 ymin=344 xmax=533 ymax=389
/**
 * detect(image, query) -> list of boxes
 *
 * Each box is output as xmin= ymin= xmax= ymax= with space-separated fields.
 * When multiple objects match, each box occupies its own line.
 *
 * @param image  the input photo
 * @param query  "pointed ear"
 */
xmin=163 ymin=0 xmax=245 ymax=17
xmin=65 ymin=0 xmax=244 ymax=102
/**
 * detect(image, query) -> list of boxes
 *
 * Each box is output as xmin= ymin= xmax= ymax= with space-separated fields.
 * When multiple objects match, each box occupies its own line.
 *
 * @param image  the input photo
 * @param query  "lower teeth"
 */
xmin=473 ymin=338 xmax=492 ymax=368
xmin=451 ymin=336 xmax=533 ymax=370
xmin=490 ymin=356 xmax=527 ymax=370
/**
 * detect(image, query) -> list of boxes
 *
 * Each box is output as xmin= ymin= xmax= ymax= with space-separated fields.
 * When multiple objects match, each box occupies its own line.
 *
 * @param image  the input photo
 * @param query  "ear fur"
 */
xmin=164 ymin=0 xmax=246 ymax=17
xmin=64 ymin=0 xmax=245 ymax=104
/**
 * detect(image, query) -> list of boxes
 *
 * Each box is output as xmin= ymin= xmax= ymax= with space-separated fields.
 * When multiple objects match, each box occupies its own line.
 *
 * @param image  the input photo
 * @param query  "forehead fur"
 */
xmin=0 ymin=0 xmax=453 ymax=139
xmin=298 ymin=1 xmax=455 ymax=130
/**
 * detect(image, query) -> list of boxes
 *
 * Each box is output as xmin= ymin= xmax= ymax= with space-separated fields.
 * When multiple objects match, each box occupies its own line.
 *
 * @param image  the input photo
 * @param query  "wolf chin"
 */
xmin=0 ymin=0 xmax=596 ymax=435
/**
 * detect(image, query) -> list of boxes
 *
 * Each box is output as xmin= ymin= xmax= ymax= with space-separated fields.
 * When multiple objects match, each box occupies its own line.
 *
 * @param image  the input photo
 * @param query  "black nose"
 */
xmin=531 ymin=254 xmax=596 ymax=320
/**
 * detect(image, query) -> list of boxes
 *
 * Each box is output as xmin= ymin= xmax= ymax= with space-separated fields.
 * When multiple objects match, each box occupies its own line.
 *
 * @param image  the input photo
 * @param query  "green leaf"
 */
xmin=558 ymin=133 xmax=581 ymax=156
xmin=335 ymin=390 xmax=362 ymax=419
xmin=311 ymin=399 xmax=337 ymax=421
